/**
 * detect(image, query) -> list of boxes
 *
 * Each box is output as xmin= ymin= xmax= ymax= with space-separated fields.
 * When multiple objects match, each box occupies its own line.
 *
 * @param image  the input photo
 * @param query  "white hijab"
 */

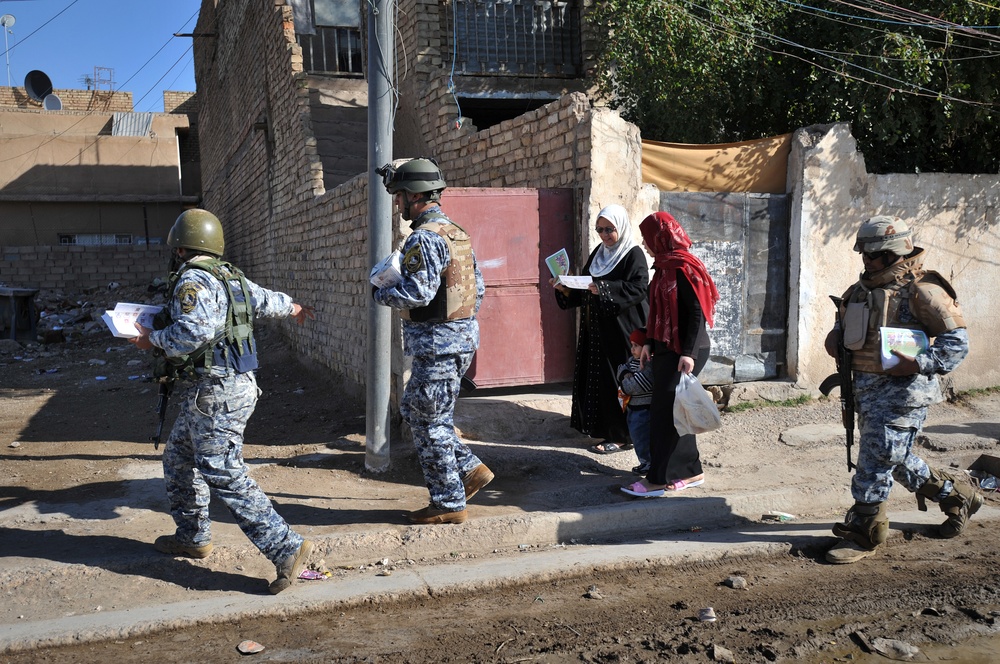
xmin=588 ymin=204 xmax=635 ymax=277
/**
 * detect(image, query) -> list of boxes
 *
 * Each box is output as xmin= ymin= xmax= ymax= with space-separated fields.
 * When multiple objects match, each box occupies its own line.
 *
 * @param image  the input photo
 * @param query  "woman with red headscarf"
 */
xmin=622 ymin=212 xmax=719 ymax=497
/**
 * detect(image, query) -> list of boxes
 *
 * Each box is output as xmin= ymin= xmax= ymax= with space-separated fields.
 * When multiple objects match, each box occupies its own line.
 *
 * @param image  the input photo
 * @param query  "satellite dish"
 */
xmin=42 ymin=93 xmax=62 ymax=111
xmin=0 ymin=14 xmax=15 ymax=28
xmin=24 ymin=70 xmax=54 ymax=102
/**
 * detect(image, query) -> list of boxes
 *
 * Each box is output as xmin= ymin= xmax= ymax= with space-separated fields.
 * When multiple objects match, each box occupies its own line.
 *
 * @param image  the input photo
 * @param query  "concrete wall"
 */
xmin=789 ymin=123 xmax=1000 ymax=392
xmin=0 ymin=109 xmax=196 ymax=245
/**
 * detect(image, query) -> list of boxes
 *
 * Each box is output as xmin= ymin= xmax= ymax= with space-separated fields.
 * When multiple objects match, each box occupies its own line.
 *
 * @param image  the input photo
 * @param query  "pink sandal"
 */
xmin=620 ymin=481 xmax=666 ymax=498
xmin=665 ymin=476 xmax=705 ymax=492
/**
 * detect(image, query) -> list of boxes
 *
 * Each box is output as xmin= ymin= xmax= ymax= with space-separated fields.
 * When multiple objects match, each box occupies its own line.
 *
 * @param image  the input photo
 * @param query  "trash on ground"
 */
xmin=583 ymin=584 xmax=603 ymax=600
xmin=967 ymin=455 xmax=1000 ymax=492
xmin=237 ymin=639 xmax=265 ymax=654
xmin=8 ymin=441 xmax=20 ymax=448
xmin=762 ymin=511 xmax=796 ymax=522
xmin=298 ymin=569 xmax=328 ymax=580
xmin=698 ymin=607 xmax=717 ymax=622
xmin=870 ymin=636 xmax=920 ymax=661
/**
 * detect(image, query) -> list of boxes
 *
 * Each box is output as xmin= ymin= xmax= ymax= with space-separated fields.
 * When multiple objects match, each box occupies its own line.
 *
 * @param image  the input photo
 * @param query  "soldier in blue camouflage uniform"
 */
xmin=130 ymin=209 xmax=316 ymax=593
xmin=823 ymin=216 xmax=981 ymax=564
xmin=372 ymin=158 xmax=493 ymax=524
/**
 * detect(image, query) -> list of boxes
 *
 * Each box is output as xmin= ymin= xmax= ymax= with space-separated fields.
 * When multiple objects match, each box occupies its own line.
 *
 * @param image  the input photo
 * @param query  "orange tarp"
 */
xmin=641 ymin=133 xmax=792 ymax=194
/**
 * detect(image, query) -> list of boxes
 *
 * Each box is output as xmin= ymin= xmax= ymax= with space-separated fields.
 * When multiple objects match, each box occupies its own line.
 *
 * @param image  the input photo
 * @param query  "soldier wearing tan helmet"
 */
xmin=130 ymin=208 xmax=316 ymax=593
xmin=823 ymin=215 xmax=979 ymax=564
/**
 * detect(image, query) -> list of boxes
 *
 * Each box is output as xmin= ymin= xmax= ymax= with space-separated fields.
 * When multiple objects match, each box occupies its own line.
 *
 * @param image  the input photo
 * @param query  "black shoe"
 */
xmin=631 ymin=463 xmax=650 ymax=475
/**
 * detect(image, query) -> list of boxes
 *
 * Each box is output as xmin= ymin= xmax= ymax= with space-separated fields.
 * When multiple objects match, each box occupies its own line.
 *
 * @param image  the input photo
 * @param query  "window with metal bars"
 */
xmin=442 ymin=0 xmax=581 ymax=77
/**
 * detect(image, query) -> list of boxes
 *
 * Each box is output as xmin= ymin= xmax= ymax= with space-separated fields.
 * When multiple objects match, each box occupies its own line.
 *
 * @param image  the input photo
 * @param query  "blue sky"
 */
xmin=1 ymin=0 xmax=199 ymax=112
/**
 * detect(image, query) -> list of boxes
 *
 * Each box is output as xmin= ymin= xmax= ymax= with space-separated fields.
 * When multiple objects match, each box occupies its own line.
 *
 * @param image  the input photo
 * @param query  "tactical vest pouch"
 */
xmin=842 ymin=301 xmax=869 ymax=351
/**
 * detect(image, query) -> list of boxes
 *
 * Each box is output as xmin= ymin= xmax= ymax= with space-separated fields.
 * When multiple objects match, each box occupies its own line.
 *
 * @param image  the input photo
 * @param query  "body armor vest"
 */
xmin=839 ymin=250 xmax=964 ymax=373
xmin=401 ymin=214 xmax=478 ymax=323
xmin=152 ymin=258 xmax=258 ymax=381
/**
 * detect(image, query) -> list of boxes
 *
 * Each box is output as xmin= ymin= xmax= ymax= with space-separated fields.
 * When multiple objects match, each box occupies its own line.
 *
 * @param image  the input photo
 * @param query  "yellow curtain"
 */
xmin=641 ymin=133 xmax=792 ymax=194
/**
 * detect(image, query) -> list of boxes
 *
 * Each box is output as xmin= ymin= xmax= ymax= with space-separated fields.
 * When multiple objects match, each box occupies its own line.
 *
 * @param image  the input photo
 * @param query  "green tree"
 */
xmin=590 ymin=0 xmax=1000 ymax=173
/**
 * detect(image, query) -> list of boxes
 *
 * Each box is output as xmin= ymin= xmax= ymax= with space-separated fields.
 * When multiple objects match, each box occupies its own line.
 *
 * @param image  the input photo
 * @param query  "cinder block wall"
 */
xmin=0 ymin=245 xmax=169 ymax=291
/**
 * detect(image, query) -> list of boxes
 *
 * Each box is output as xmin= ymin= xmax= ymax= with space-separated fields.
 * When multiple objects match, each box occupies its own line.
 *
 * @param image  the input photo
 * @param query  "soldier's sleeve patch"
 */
xmin=177 ymin=282 xmax=203 ymax=314
xmin=403 ymin=244 xmax=424 ymax=274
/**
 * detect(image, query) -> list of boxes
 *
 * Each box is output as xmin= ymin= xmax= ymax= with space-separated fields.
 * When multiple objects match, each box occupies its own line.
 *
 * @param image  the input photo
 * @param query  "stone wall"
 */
xmin=0 ymin=245 xmax=169 ymax=291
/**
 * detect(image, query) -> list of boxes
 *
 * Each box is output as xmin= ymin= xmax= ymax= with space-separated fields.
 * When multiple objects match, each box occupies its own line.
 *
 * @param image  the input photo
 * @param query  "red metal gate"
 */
xmin=441 ymin=188 xmax=575 ymax=388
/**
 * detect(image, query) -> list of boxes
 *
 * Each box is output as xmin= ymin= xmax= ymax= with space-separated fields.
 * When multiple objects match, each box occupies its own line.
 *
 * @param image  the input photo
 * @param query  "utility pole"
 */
xmin=365 ymin=0 xmax=394 ymax=472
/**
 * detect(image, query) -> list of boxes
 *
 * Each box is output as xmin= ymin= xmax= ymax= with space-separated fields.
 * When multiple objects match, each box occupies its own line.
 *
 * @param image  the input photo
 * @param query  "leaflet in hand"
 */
xmin=880 ymin=326 xmax=929 ymax=369
xmin=370 ymin=251 xmax=403 ymax=288
xmin=545 ymin=248 xmax=570 ymax=278
xmin=102 ymin=303 xmax=164 ymax=338
xmin=555 ymin=275 xmax=594 ymax=290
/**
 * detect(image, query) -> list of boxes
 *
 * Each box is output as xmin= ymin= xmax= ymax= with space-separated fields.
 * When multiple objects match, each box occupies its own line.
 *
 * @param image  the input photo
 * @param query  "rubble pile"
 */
xmin=0 ymin=279 xmax=168 ymax=359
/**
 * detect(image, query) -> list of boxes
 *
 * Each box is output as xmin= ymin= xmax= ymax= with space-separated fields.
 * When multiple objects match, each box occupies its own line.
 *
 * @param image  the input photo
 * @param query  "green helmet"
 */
xmin=853 ymin=215 xmax=913 ymax=255
xmin=378 ymin=158 xmax=446 ymax=194
xmin=168 ymin=209 xmax=225 ymax=257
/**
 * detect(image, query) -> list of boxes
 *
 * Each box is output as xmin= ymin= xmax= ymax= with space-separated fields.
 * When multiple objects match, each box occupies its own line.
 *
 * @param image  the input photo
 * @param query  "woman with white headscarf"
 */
xmin=552 ymin=204 xmax=649 ymax=454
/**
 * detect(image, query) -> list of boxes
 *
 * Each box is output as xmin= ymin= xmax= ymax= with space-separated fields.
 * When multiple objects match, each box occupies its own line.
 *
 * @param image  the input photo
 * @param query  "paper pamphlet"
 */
xmin=545 ymin=248 xmax=571 ymax=278
xmin=102 ymin=303 xmax=163 ymax=339
xmin=880 ymin=326 xmax=929 ymax=369
xmin=370 ymin=251 xmax=403 ymax=288
xmin=555 ymin=275 xmax=594 ymax=290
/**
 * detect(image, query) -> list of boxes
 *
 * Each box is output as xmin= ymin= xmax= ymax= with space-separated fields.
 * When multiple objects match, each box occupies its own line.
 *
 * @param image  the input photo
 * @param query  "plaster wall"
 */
xmin=790 ymin=123 xmax=1000 ymax=392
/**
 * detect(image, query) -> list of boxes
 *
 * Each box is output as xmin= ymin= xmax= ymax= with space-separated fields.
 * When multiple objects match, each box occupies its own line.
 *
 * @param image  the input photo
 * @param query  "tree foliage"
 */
xmin=589 ymin=0 xmax=1000 ymax=173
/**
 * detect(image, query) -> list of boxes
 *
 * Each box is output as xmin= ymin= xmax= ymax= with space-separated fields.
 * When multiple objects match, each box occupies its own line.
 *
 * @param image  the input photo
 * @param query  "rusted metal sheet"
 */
xmin=442 ymin=188 xmax=575 ymax=388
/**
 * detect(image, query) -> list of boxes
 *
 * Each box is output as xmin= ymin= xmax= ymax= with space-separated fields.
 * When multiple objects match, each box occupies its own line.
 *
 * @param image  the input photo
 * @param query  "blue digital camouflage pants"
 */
xmin=162 ymin=372 xmax=303 ymax=565
xmin=400 ymin=352 xmax=482 ymax=512
xmin=852 ymin=399 xmax=931 ymax=504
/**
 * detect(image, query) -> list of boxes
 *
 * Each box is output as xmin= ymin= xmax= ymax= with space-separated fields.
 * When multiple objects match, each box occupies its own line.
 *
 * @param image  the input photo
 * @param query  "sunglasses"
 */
xmin=595 ymin=226 xmax=617 ymax=235
xmin=863 ymin=250 xmax=891 ymax=261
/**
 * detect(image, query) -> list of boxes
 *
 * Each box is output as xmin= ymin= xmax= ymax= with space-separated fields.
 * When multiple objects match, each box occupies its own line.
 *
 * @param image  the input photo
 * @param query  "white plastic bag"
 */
xmin=673 ymin=372 xmax=721 ymax=436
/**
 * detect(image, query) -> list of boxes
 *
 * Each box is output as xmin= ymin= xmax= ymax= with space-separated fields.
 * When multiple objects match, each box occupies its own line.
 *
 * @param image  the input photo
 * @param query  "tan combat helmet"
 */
xmin=853 ymin=215 xmax=914 ymax=255
xmin=167 ymin=209 xmax=225 ymax=257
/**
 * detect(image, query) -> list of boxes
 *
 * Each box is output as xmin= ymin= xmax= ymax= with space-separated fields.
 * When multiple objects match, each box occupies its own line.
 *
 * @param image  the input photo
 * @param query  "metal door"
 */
xmin=442 ymin=188 xmax=575 ymax=388
xmin=659 ymin=192 xmax=790 ymax=384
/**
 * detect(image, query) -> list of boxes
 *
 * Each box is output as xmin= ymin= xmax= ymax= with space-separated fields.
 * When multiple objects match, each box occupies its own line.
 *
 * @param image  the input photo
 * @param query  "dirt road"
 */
xmin=5 ymin=525 xmax=1000 ymax=663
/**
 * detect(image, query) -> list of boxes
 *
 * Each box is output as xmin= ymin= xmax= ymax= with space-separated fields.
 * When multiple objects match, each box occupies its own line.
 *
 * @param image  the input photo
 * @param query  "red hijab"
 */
xmin=639 ymin=212 xmax=719 ymax=354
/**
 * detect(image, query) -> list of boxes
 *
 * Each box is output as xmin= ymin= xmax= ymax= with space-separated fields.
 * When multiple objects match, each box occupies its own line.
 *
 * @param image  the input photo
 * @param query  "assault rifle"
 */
xmin=151 ymin=380 xmax=172 ymax=450
xmin=819 ymin=295 xmax=856 ymax=471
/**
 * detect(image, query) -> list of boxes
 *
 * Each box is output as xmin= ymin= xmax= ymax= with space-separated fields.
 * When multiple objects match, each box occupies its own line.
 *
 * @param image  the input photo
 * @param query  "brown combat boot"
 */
xmin=154 ymin=534 xmax=213 ymax=559
xmin=463 ymin=464 xmax=494 ymax=500
xmin=407 ymin=505 xmax=468 ymax=524
xmin=269 ymin=540 xmax=314 ymax=594
xmin=827 ymin=502 xmax=888 ymax=564
xmin=916 ymin=468 xmax=984 ymax=538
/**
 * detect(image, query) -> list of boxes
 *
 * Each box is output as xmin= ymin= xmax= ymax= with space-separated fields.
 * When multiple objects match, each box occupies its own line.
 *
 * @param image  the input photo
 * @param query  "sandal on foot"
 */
xmin=665 ymin=476 xmax=705 ymax=492
xmin=620 ymin=481 xmax=665 ymax=498
xmin=589 ymin=441 xmax=627 ymax=455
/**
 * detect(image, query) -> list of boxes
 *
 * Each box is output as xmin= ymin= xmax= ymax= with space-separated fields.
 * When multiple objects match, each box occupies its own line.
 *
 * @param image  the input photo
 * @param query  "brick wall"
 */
xmin=0 ymin=245 xmax=170 ymax=291
xmin=0 ymin=87 xmax=133 ymax=112
xmin=189 ymin=0 xmax=638 ymax=398
xmin=163 ymin=91 xmax=198 ymax=114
